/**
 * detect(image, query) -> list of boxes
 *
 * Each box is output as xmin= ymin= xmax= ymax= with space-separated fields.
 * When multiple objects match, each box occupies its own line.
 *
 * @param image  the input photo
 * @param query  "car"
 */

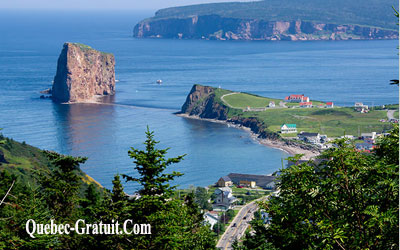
xmin=232 ymin=223 xmax=236 ymax=227
xmin=243 ymin=216 xmax=247 ymax=220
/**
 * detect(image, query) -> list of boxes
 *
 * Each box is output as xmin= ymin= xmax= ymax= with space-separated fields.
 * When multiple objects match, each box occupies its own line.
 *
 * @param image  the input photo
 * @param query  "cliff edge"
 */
xmin=52 ymin=43 xmax=115 ymax=103
xmin=180 ymin=84 xmax=229 ymax=120
xmin=134 ymin=0 xmax=398 ymax=41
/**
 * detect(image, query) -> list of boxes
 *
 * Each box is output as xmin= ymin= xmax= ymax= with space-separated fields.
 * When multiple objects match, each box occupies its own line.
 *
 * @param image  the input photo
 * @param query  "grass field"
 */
xmin=222 ymin=93 xmax=281 ymax=108
xmin=217 ymin=89 xmax=395 ymax=137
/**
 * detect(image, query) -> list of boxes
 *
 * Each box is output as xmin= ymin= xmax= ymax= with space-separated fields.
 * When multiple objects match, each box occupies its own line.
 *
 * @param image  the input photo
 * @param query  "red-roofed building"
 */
xmin=299 ymin=102 xmax=313 ymax=108
xmin=326 ymin=102 xmax=334 ymax=108
xmin=285 ymin=94 xmax=309 ymax=103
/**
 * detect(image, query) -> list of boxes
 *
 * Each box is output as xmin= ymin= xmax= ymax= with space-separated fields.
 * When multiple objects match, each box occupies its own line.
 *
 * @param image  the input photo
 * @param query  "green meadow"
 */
xmin=216 ymin=91 xmax=395 ymax=138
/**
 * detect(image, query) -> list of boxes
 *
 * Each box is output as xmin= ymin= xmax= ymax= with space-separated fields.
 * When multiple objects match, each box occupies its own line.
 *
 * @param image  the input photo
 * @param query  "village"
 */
xmin=224 ymin=91 xmax=398 ymax=153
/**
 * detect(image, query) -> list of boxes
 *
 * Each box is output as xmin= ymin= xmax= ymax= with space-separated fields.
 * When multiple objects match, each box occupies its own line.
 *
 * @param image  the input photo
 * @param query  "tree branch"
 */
xmin=0 ymin=180 xmax=15 ymax=207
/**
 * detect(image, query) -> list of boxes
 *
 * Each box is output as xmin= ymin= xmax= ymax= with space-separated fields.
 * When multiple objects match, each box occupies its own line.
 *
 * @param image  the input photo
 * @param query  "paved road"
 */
xmin=216 ymin=198 xmax=264 ymax=250
xmin=387 ymin=109 xmax=395 ymax=120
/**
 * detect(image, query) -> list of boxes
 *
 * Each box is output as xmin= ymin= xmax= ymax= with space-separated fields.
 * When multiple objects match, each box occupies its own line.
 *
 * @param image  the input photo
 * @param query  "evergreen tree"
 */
xmin=241 ymin=125 xmax=399 ymax=250
xmin=123 ymin=127 xmax=185 ymax=200
xmin=40 ymin=151 xmax=87 ymax=220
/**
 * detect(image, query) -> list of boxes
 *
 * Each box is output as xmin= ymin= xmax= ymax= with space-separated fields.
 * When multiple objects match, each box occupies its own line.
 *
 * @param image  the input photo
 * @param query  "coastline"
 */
xmin=176 ymin=113 xmax=320 ymax=160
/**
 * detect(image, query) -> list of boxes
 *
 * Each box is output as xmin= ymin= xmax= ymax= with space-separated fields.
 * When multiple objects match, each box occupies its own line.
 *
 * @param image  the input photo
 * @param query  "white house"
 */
xmin=355 ymin=102 xmax=369 ymax=113
xmin=326 ymin=102 xmax=334 ymax=108
xmin=213 ymin=187 xmax=237 ymax=210
xmin=204 ymin=212 xmax=219 ymax=229
xmin=285 ymin=94 xmax=310 ymax=103
xmin=281 ymin=124 xmax=297 ymax=134
xmin=268 ymin=101 xmax=275 ymax=108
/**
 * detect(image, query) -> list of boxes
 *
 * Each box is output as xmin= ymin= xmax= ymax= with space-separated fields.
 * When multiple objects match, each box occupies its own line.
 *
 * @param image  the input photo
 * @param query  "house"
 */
xmin=285 ymin=94 xmax=310 ymax=103
xmin=318 ymin=103 xmax=325 ymax=108
xmin=354 ymin=102 xmax=364 ymax=107
xmin=239 ymin=180 xmax=256 ymax=188
xmin=204 ymin=212 xmax=219 ymax=229
xmin=355 ymin=142 xmax=374 ymax=151
xmin=213 ymin=187 xmax=237 ymax=209
xmin=227 ymin=173 xmax=276 ymax=190
xmin=299 ymin=102 xmax=313 ymax=108
xmin=298 ymin=132 xmax=320 ymax=144
xmin=361 ymin=132 xmax=376 ymax=140
xmin=280 ymin=124 xmax=297 ymax=134
xmin=268 ymin=101 xmax=275 ymax=108
xmin=354 ymin=102 xmax=369 ymax=113
xmin=326 ymin=102 xmax=334 ymax=108
xmin=217 ymin=176 xmax=233 ymax=187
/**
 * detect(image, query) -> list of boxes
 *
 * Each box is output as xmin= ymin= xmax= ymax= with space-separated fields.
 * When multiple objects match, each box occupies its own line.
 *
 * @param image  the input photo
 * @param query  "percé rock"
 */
xmin=134 ymin=16 xmax=398 ymax=41
xmin=52 ymin=43 xmax=115 ymax=103
xmin=180 ymin=84 xmax=228 ymax=120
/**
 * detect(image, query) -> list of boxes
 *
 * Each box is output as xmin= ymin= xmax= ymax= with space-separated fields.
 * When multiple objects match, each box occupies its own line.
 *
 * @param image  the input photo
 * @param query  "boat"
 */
xmin=156 ymin=79 xmax=162 ymax=84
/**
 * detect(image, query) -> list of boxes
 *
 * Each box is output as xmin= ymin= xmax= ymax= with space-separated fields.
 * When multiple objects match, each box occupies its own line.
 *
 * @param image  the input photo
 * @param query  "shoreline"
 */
xmin=176 ymin=113 xmax=320 ymax=160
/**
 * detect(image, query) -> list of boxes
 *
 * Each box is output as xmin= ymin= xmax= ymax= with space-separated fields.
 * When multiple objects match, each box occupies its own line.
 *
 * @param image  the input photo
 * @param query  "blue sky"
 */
xmin=0 ymin=0 xmax=255 ymax=10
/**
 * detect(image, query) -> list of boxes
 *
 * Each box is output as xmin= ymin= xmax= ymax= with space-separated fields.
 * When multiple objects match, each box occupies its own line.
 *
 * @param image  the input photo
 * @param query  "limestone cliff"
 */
xmin=52 ymin=43 xmax=115 ymax=103
xmin=134 ymin=16 xmax=398 ymax=41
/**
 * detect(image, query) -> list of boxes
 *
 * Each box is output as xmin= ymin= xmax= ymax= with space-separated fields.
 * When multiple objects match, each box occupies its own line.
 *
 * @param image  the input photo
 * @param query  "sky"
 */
xmin=0 ymin=0 xmax=256 ymax=11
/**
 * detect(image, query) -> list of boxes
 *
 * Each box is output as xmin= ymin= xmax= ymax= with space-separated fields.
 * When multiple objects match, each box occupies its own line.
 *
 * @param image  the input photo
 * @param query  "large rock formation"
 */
xmin=134 ymin=16 xmax=398 ymax=41
xmin=180 ymin=84 xmax=228 ymax=120
xmin=52 ymin=43 xmax=115 ymax=103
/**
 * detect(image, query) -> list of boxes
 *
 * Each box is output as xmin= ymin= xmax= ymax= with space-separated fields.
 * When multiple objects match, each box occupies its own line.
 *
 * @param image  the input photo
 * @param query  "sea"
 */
xmin=0 ymin=10 xmax=398 ymax=192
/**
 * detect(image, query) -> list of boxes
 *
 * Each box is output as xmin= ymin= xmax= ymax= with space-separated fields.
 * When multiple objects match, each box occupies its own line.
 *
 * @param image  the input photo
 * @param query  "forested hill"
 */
xmin=134 ymin=0 xmax=399 ymax=41
xmin=0 ymin=134 xmax=101 ymax=193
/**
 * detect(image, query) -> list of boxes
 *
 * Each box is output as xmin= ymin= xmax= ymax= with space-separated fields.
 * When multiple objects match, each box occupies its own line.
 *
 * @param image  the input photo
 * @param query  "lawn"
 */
xmin=222 ymin=93 xmax=281 ymax=109
xmin=239 ymin=107 xmax=390 ymax=137
xmin=212 ymin=87 xmax=393 ymax=137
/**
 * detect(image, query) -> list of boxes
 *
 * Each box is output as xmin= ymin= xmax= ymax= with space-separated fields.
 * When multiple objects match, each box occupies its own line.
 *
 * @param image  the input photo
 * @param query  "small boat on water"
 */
xmin=156 ymin=79 xmax=162 ymax=84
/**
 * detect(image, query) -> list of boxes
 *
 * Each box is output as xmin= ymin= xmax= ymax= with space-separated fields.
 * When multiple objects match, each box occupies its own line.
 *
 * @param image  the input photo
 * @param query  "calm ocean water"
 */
xmin=0 ymin=10 xmax=398 ymax=192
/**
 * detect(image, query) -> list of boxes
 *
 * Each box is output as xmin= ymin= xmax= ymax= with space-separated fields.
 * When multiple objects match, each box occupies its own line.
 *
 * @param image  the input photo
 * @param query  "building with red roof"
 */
xmin=299 ymin=102 xmax=313 ymax=108
xmin=285 ymin=94 xmax=309 ymax=103
xmin=326 ymin=102 xmax=334 ymax=108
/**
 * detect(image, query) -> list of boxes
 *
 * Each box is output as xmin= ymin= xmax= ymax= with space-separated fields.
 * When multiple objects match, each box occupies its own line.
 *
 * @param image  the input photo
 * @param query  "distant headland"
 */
xmin=177 ymin=84 xmax=398 ymax=159
xmin=134 ymin=0 xmax=399 ymax=41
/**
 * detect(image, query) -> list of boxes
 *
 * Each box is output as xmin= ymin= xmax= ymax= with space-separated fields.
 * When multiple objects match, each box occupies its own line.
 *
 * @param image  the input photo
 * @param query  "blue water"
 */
xmin=0 ymin=10 xmax=398 ymax=192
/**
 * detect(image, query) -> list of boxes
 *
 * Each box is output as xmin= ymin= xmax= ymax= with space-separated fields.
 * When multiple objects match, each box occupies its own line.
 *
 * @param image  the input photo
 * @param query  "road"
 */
xmin=387 ymin=109 xmax=395 ymax=120
xmin=220 ymin=92 xmax=240 ymax=108
xmin=216 ymin=198 xmax=264 ymax=250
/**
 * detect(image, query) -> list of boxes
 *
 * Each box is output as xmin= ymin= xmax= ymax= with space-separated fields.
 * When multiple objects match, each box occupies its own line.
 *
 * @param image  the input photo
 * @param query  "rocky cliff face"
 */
xmin=180 ymin=84 xmax=228 ymax=120
xmin=180 ymin=84 xmax=280 ymax=139
xmin=52 ymin=43 xmax=115 ymax=103
xmin=134 ymin=15 xmax=398 ymax=41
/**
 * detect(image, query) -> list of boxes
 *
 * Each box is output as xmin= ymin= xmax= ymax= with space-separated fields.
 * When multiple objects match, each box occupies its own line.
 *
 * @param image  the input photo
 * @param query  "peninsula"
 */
xmin=52 ymin=43 xmax=115 ymax=103
xmin=178 ymin=84 xmax=398 ymax=158
xmin=134 ymin=0 xmax=398 ymax=41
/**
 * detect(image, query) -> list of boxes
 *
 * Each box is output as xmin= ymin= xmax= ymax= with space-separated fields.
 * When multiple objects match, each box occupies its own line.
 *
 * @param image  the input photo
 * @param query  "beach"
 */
xmin=176 ymin=113 xmax=320 ymax=160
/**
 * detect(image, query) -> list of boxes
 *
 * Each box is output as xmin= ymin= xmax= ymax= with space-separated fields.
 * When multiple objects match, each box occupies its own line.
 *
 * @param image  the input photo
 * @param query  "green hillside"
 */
xmin=0 ymin=133 xmax=101 ymax=194
xmin=152 ymin=0 xmax=398 ymax=30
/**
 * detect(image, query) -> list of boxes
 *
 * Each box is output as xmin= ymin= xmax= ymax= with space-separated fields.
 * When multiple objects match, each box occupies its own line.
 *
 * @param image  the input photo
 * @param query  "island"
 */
xmin=177 ymin=84 xmax=398 ymax=158
xmin=51 ymin=42 xmax=115 ymax=103
xmin=133 ymin=0 xmax=398 ymax=41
